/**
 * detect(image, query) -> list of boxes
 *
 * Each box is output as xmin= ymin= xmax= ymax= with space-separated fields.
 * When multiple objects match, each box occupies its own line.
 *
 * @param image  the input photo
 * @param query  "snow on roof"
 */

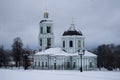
xmin=35 ymin=48 xmax=97 ymax=57
xmin=35 ymin=48 xmax=67 ymax=56
xmin=84 ymin=50 xmax=97 ymax=57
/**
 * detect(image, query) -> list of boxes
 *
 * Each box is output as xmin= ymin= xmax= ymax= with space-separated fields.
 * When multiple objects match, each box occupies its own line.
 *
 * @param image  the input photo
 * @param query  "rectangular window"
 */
xmin=69 ymin=41 xmax=73 ymax=47
xmin=38 ymin=62 xmax=40 ymax=67
xmin=40 ymin=39 xmax=42 ymax=46
xmin=63 ymin=41 xmax=65 ymax=48
xmin=45 ymin=62 xmax=47 ymax=67
xmin=78 ymin=40 xmax=81 ymax=48
xmin=89 ymin=62 xmax=92 ymax=68
xmin=42 ymin=62 xmax=44 ymax=67
xmin=67 ymin=62 xmax=70 ymax=68
xmin=47 ymin=38 xmax=51 ymax=48
xmin=73 ymin=62 xmax=76 ymax=68
xmin=40 ymin=27 xmax=43 ymax=33
xmin=47 ymin=26 xmax=51 ymax=33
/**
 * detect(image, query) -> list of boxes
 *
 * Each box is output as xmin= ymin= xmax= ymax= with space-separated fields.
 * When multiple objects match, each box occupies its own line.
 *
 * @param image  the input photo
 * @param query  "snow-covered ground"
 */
xmin=0 ymin=69 xmax=120 ymax=80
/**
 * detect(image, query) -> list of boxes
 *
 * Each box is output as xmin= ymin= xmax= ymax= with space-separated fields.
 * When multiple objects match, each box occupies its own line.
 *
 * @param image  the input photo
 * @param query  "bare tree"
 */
xmin=95 ymin=44 xmax=120 ymax=70
xmin=0 ymin=45 xmax=10 ymax=68
xmin=0 ymin=45 xmax=4 ymax=67
xmin=12 ymin=37 xmax=23 ymax=67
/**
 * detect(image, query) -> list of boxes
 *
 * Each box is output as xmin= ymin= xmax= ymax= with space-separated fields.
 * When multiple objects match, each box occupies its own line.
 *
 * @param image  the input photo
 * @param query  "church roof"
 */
xmin=62 ymin=24 xmax=83 ymax=36
xmin=40 ymin=20 xmax=52 ymax=23
xmin=35 ymin=48 xmax=67 ymax=56
xmin=83 ymin=50 xmax=97 ymax=57
xmin=35 ymin=48 xmax=97 ymax=57
xmin=63 ymin=30 xmax=82 ymax=36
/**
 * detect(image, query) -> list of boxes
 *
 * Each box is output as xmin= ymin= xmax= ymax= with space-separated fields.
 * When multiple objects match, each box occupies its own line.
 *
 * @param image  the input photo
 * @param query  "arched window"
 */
xmin=63 ymin=41 xmax=65 ymax=48
xmin=69 ymin=40 xmax=73 ymax=47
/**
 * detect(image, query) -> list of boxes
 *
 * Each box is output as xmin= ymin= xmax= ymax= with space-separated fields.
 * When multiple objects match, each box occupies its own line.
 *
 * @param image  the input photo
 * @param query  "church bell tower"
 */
xmin=39 ymin=11 xmax=54 ymax=51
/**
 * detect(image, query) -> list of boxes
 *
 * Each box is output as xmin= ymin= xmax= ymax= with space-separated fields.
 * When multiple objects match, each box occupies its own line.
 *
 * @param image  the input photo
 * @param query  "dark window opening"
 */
xmin=73 ymin=62 xmax=76 ymax=68
xmin=42 ymin=62 xmax=44 ymax=67
xmin=63 ymin=41 xmax=65 ymax=48
xmin=69 ymin=41 xmax=73 ymax=47
xmin=90 ymin=62 xmax=92 ymax=68
xmin=40 ymin=39 xmax=42 ymax=46
xmin=54 ymin=63 xmax=56 ymax=69
xmin=47 ymin=26 xmax=51 ymax=33
xmin=78 ymin=40 xmax=81 ymax=48
xmin=38 ymin=62 xmax=40 ymax=67
xmin=41 ymin=27 xmax=43 ymax=33
xmin=67 ymin=62 xmax=70 ymax=68
xmin=45 ymin=62 xmax=47 ymax=67
xmin=47 ymin=38 xmax=51 ymax=48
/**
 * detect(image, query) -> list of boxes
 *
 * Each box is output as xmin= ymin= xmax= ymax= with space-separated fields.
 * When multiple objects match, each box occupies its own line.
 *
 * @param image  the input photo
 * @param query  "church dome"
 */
xmin=63 ymin=30 xmax=82 ymax=36
xmin=62 ymin=24 xmax=83 ymax=36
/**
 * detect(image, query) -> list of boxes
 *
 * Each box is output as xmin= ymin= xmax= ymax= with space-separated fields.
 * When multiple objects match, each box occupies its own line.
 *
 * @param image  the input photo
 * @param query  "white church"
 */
xmin=33 ymin=11 xmax=97 ymax=71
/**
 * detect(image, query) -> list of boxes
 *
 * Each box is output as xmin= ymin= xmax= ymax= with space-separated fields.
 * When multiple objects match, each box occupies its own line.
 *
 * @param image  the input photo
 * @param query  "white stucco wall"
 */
xmin=33 ymin=51 xmax=97 ymax=71
xmin=62 ymin=36 xmax=85 ymax=53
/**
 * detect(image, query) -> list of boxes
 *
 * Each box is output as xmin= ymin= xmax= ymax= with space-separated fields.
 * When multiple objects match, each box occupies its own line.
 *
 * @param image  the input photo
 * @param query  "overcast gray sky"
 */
xmin=0 ymin=0 xmax=120 ymax=50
